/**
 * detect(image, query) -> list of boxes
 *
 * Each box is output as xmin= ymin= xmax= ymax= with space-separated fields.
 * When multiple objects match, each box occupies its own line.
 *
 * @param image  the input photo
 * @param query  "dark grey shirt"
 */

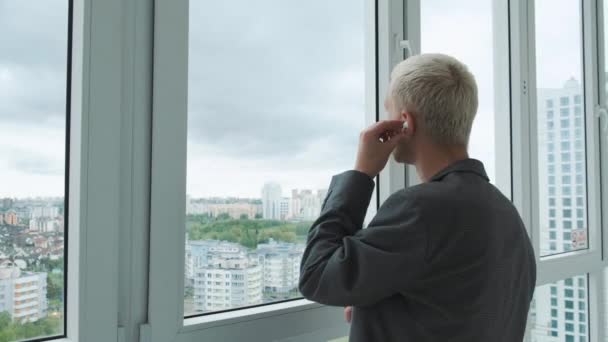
xmin=299 ymin=159 xmax=536 ymax=342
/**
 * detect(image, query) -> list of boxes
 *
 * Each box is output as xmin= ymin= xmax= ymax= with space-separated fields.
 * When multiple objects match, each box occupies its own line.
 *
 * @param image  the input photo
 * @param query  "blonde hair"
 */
xmin=390 ymin=53 xmax=478 ymax=146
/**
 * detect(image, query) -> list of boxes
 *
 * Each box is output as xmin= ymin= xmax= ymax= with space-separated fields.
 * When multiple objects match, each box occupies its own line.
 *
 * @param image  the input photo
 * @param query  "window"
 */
xmin=527 ymin=276 xmax=589 ymax=342
xmin=0 ymin=1 xmax=70 ymax=341
xmin=421 ymin=0 xmax=507 ymax=186
xmin=535 ymin=0 xmax=588 ymax=257
xmin=183 ymin=0 xmax=368 ymax=317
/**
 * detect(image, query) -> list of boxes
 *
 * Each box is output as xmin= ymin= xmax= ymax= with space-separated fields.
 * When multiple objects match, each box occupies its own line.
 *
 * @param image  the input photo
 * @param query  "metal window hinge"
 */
xmin=139 ymin=324 xmax=151 ymax=342
xmin=118 ymin=326 xmax=126 ymax=342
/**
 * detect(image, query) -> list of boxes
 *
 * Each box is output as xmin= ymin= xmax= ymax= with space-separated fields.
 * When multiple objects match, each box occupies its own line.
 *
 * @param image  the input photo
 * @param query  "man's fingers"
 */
xmin=361 ymin=120 xmax=405 ymax=142
xmin=367 ymin=120 xmax=405 ymax=136
xmin=344 ymin=306 xmax=353 ymax=323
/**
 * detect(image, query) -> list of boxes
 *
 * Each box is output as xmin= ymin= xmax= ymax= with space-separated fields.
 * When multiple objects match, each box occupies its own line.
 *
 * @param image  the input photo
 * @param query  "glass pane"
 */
xmin=525 ymin=275 xmax=589 ymax=342
xmin=185 ymin=1 xmax=367 ymax=316
xmin=421 ymin=0 xmax=507 ymax=184
xmin=535 ymin=0 xmax=588 ymax=256
xmin=0 ymin=1 xmax=69 ymax=340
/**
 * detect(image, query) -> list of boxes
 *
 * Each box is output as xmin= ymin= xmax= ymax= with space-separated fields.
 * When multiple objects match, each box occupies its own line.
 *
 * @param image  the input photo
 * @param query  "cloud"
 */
xmin=0 ymin=1 xmax=69 ymax=124
xmin=186 ymin=0 xmax=366 ymax=163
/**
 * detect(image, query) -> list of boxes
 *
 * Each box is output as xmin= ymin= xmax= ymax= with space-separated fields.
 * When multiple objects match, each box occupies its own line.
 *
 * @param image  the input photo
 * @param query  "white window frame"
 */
xmin=144 ymin=0 xmax=410 ymax=341
xmin=55 ymin=0 xmax=124 ymax=341
xmin=513 ymin=0 xmax=606 ymax=341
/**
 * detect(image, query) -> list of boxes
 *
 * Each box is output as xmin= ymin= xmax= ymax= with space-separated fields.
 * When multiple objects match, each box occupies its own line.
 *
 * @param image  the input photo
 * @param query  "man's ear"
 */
xmin=401 ymin=111 xmax=415 ymax=136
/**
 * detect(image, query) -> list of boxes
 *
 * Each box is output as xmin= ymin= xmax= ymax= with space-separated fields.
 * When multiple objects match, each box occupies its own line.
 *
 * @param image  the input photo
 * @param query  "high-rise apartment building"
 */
xmin=261 ymin=182 xmax=282 ymax=220
xmin=530 ymin=78 xmax=588 ymax=341
xmin=256 ymin=240 xmax=303 ymax=294
xmin=193 ymin=246 xmax=262 ymax=312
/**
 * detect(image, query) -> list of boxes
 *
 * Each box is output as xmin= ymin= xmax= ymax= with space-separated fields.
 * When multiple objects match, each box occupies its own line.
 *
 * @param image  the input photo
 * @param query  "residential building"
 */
xmin=532 ymin=78 xmax=588 ymax=341
xmin=193 ymin=246 xmax=262 ymax=312
xmin=256 ymin=240 xmax=304 ymax=293
xmin=279 ymin=197 xmax=291 ymax=220
xmin=261 ymin=182 xmax=282 ymax=220
xmin=30 ymin=206 xmax=60 ymax=220
xmin=0 ymin=263 xmax=48 ymax=323
xmin=29 ymin=217 xmax=61 ymax=233
xmin=3 ymin=211 xmax=18 ymax=226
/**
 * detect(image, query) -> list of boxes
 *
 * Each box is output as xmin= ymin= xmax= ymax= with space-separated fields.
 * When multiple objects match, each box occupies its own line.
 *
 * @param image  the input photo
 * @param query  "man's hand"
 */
xmin=344 ymin=306 xmax=353 ymax=323
xmin=354 ymin=120 xmax=406 ymax=178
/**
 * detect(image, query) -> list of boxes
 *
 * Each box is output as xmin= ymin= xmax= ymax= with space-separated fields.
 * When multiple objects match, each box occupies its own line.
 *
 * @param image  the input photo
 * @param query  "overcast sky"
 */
xmin=0 ymin=0 xmax=585 ymax=199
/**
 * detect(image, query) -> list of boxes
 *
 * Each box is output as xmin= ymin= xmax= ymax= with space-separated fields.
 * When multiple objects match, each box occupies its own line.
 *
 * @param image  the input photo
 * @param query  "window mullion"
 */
xmin=510 ymin=0 xmax=536 ymax=258
xmin=597 ymin=0 xmax=608 ymax=267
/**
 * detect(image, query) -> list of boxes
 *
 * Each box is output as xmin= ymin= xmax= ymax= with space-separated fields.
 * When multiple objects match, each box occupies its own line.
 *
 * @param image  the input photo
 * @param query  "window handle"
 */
xmin=399 ymin=39 xmax=415 ymax=58
xmin=596 ymin=105 xmax=608 ymax=133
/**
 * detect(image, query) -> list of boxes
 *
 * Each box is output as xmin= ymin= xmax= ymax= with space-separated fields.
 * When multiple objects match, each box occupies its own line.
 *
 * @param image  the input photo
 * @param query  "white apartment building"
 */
xmin=256 ymin=240 xmax=304 ymax=293
xmin=531 ymin=78 xmax=588 ymax=341
xmin=290 ymin=189 xmax=327 ymax=220
xmin=29 ymin=217 xmax=61 ymax=233
xmin=0 ymin=264 xmax=48 ymax=323
xmin=261 ymin=182 xmax=282 ymax=220
xmin=30 ymin=206 xmax=60 ymax=220
xmin=192 ymin=245 xmax=262 ymax=312
xmin=279 ymin=197 xmax=291 ymax=220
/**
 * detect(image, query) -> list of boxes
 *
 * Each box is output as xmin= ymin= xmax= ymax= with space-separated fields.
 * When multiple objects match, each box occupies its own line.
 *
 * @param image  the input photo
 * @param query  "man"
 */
xmin=298 ymin=53 xmax=536 ymax=341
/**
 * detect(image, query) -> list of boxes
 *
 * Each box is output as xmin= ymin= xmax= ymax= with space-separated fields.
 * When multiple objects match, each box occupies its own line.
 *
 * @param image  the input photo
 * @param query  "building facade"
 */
xmin=0 ymin=264 xmax=48 ymax=323
xmin=530 ymin=78 xmax=588 ymax=341
xmin=193 ymin=248 xmax=262 ymax=312
xmin=256 ymin=240 xmax=303 ymax=294
xmin=261 ymin=182 xmax=282 ymax=220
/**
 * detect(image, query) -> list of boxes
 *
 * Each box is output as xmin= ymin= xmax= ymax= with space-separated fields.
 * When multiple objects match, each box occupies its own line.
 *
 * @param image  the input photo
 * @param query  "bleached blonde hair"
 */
xmin=390 ymin=53 xmax=478 ymax=146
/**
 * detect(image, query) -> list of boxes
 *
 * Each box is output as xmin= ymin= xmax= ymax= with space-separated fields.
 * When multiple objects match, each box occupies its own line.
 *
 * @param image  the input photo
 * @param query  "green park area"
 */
xmin=187 ymin=213 xmax=313 ymax=248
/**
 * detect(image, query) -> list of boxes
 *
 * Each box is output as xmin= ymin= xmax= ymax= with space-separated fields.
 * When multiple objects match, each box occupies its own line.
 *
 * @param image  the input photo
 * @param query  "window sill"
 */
xmin=181 ymin=299 xmax=324 ymax=332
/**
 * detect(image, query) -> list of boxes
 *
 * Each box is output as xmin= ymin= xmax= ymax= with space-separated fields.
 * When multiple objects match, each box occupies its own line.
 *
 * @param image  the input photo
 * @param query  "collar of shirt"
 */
xmin=428 ymin=158 xmax=490 ymax=182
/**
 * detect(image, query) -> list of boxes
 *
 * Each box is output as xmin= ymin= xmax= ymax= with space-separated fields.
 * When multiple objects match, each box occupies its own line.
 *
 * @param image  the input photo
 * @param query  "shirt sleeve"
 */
xmin=298 ymin=170 xmax=428 ymax=307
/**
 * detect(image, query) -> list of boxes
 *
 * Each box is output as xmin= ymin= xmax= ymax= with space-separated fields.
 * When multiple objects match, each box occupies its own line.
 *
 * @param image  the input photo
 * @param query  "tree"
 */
xmin=0 ymin=312 xmax=10 ymax=330
xmin=216 ymin=213 xmax=231 ymax=220
xmin=239 ymin=213 xmax=248 ymax=220
xmin=47 ymin=273 xmax=64 ymax=302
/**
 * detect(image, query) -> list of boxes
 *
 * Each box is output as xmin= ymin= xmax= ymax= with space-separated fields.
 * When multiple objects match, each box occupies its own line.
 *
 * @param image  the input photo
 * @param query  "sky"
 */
xmin=0 ymin=0 xmax=587 ymax=199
